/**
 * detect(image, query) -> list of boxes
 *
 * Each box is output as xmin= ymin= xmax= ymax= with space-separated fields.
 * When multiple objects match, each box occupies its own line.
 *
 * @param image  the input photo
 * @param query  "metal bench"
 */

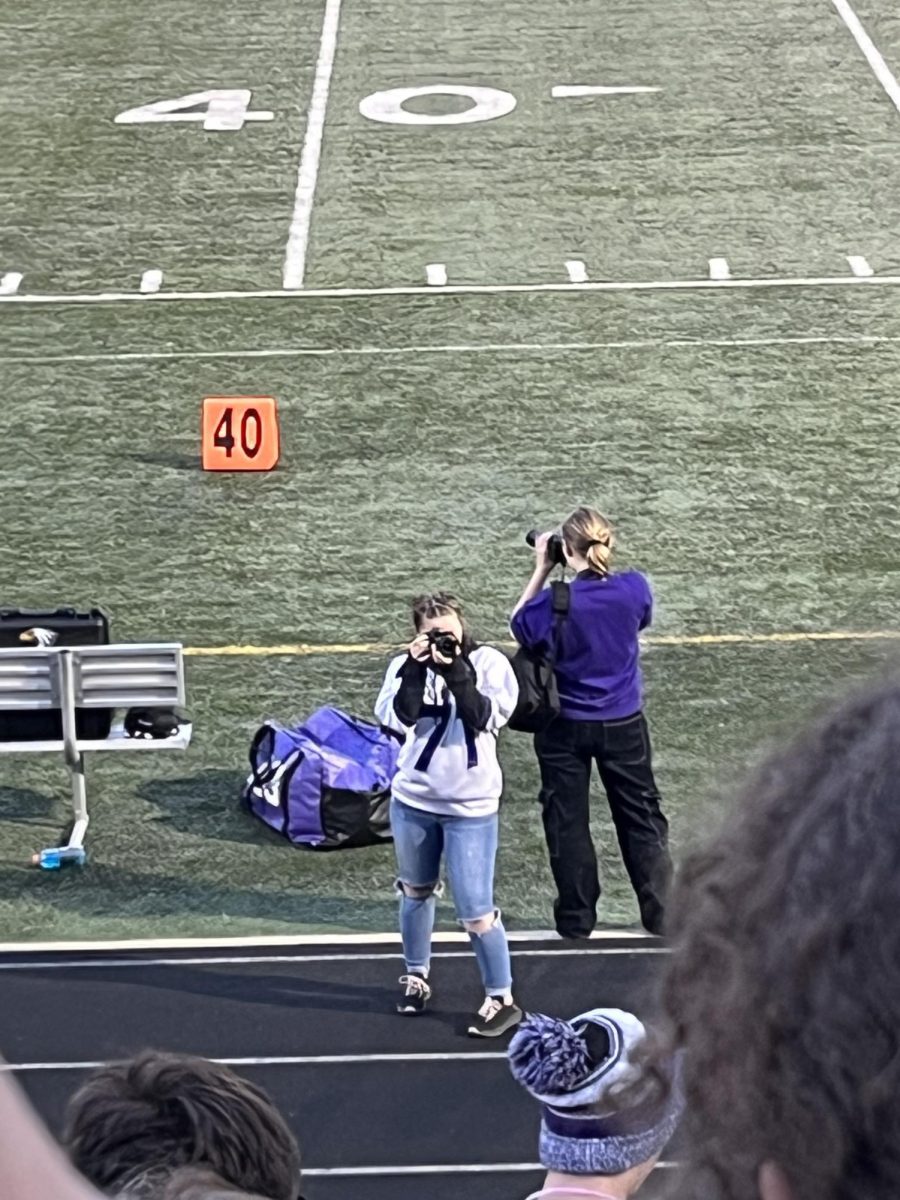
xmin=0 ymin=643 xmax=191 ymax=865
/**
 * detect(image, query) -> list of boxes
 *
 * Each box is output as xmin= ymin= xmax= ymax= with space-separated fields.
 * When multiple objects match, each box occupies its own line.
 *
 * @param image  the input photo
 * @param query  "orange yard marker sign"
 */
xmin=202 ymin=396 xmax=280 ymax=471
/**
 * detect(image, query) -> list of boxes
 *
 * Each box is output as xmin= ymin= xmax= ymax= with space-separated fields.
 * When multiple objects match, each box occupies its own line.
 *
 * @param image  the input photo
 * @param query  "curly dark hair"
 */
xmin=660 ymin=671 xmax=900 ymax=1200
xmin=62 ymin=1051 xmax=301 ymax=1200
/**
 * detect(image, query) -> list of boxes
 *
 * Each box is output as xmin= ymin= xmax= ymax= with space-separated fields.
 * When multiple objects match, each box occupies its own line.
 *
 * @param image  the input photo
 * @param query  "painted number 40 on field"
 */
xmin=114 ymin=83 xmax=659 ymax=133
xmin=114 ymin=90 xmax=274 ymax=131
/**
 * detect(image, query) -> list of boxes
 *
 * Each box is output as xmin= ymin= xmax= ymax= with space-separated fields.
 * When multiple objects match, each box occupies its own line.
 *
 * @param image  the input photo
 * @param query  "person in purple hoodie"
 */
xmin=511 ymin=506 xmax=671 ymax=938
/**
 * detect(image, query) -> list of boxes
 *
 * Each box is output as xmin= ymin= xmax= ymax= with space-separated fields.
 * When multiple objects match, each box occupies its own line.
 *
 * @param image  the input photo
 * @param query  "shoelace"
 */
xmin=477 ymin=995 xmax=503 ymax=1021
xmin=399 ymin=974 xmax=429 ymax=996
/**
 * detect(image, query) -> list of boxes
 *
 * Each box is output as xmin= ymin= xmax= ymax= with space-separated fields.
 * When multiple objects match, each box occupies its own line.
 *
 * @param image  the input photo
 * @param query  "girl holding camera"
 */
xmin=375 ymin=591 xmax=522 ymax=1038
xmin=511 ymin=507 xmax=672 ymax=938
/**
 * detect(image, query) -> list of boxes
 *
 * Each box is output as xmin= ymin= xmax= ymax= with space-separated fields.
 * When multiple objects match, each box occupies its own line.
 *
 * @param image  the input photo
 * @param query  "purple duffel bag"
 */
xmin=242 ymin=707 xmax=399 ymax=850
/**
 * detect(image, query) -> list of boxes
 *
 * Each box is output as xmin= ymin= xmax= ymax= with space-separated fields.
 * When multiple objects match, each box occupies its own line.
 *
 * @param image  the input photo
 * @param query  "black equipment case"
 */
xmin=0 ymin=607 xmax=113 ymax=742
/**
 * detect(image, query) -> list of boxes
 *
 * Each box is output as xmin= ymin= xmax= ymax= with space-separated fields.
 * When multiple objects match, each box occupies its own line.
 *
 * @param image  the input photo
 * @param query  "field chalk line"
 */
xmin=0 ymin=1055 xmax=504 ymax=1072
xmin=0 ymin=947 xmax=665 ymax=974
xmin=6 ymin=333 xmax=900 ymax=366
xmin=282 ymin=0 xmax=342 ymax=289
xmin=301 ymin=1163 xmax=675 ymax=1179
xmin=301 ymin=1163 xmax=676 ymax=1179
xmin=179 ymin=630 xmax=900 ymax=658
xmin=832 ymin=0 xmax=900 ymax=116
xmin=0 ymin=928 xmax=652 ymax=955
xmin=3 ymin=273 xmax=900 ymax=306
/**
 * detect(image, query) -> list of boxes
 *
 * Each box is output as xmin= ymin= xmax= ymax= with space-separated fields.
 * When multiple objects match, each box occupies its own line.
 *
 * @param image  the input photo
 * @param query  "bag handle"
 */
xmin=248 ymin=724 xmax=280 ymax=789
xmin=302 ymin=708 xmax=390 ymax=748
xmin=333 ymin=708 xmax=381 ymax=744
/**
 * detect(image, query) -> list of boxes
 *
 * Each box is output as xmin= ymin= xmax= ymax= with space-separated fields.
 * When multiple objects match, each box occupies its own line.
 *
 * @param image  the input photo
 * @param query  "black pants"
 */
xmin=534 ymin=712 xmax=672 ymax=936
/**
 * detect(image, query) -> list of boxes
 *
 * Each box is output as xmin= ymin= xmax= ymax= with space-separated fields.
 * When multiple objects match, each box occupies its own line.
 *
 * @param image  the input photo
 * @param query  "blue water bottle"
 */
xmin=31 ymin=847 xmax=87 ymax=869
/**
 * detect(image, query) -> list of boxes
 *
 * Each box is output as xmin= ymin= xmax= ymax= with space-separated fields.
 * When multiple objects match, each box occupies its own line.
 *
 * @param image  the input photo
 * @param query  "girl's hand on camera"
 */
xmin=533 ymin=531 xmax=554 ymax=572
xmin=408 ymin=634 xmax=432 ymax=663
xmin=430 ymin=642 xmax=459 ymax=668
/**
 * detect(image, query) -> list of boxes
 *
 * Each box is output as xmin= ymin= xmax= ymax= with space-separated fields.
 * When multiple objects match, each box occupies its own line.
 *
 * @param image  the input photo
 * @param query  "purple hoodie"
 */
xmin=511 ymin=570 xmax=652 ymax=721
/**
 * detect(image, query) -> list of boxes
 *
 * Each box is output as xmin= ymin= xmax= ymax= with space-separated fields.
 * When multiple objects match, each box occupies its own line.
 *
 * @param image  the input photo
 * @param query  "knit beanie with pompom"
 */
xmin=508 ymin=1008 xmax=683 ymax=1176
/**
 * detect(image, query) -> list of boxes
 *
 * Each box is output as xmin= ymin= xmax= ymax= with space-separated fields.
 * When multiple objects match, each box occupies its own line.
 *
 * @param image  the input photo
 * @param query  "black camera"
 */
xmin=525 ymin=528 xmax=566 ymax=567
xmin=426 ymin=629 xmax=459 ymax=658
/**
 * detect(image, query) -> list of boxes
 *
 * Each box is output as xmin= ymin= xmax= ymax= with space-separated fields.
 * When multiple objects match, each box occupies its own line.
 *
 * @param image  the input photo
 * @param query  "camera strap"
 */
xmin=548 ymin=580 xmax=571 ymax=666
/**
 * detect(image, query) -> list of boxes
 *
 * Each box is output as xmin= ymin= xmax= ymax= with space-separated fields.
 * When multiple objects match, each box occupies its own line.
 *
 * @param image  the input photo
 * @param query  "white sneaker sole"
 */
xmin=467 ymin=1008 xmax=523 ymax=1038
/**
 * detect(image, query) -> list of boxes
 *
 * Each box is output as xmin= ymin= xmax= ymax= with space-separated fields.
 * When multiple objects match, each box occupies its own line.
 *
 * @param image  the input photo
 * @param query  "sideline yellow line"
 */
xmin=183 ymin=630 xmax=900 ymax=658
xmin=646 ymin=630 xmax=900 ymax=646
xmin=185 ymin=642 xmax=398 ymax=657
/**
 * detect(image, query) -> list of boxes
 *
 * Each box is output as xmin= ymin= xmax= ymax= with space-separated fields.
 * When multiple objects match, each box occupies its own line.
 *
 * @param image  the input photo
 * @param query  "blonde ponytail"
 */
xmin=561 ymin=507 xmax=615 ymax=577
xmin=585 ymin=540 xmax=613 ymax=576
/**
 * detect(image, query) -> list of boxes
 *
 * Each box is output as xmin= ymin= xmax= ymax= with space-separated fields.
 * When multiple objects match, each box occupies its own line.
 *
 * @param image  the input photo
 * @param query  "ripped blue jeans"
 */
xmin=391 ymin=798 xmax=512 ymax=994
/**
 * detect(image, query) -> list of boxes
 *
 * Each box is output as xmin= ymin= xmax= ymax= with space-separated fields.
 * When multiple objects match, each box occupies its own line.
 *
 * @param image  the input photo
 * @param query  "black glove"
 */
xmin=442 ymin=655 xmax=491 ymax=731
xmin=393 ymin=655 xmax=428 ymax=726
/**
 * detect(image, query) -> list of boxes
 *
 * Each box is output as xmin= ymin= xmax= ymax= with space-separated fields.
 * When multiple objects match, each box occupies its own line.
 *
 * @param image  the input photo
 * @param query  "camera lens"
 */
xmin=525 ymin=528 xmax=566 ymax=567
xmin=428 ymin=631 xmax=457 ymax=657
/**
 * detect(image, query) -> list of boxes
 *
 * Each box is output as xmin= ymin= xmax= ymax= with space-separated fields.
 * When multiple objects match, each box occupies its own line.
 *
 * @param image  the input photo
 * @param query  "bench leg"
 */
xmin=33 ymin=754 xmax=88 ymax=868
xmin=57 ymin=649 xmax=89 ymax=861
xmin=66 ymin=753 xmax=89 ymax=850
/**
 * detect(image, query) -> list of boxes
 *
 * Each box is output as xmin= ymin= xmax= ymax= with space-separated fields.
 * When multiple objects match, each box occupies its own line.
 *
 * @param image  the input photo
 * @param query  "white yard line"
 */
xmin=847 ymin=254 xmax=874 ymax=277
xmin=0 ymin=273 xmax=898 ymax=306
xmin=0 ymin=928 xmax=647 ymax=954
xmin=832 ymin=0 xmax=900 ymax=116
xmin=305 ymin=1164 xmax=545 ymax=1178
xmin=551 ymin=85 xmax=660 ymax=98
xmin=304 ymin=1162 xmax=676 ymax=1178
xmin=1 ymin=1052 xmax=509 ymax=1072
xmin=5 ymin=333 xmax=900 ymax=367
xmin=282 ymin=0 xmax=343 ymax=289
xmin=0 ymin=947 xmax=666 ymax=972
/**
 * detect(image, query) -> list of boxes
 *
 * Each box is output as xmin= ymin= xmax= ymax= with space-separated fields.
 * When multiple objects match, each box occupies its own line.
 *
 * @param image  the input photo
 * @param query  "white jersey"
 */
xmin=374 ymin=645 xmax=519 ymax=817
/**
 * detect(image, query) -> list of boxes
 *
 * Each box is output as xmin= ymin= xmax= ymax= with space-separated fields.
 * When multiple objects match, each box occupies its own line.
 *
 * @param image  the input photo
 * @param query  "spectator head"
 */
xmin=509 ymin=1007 xmax=683 ymax=1195
xmin=662 ymin=671 xmax=900 ymax=1200
xmin=62 ymin=1051 xmax=301 ymax=1200
xmin=561 ymin=507 xmax=615 ymax=577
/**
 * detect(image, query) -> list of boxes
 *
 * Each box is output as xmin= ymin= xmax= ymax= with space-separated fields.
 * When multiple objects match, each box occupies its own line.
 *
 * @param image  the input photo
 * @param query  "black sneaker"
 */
xmin=396 ymin=973 xmax=431 ymax=1015
xmin=467 ymin=996 xmax=523 ymax=1038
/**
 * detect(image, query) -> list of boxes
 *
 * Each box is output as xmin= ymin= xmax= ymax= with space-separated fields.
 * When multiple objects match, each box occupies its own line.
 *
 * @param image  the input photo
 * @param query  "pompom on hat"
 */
xmin=509 ymin=1008 xmax=684 ymax=1177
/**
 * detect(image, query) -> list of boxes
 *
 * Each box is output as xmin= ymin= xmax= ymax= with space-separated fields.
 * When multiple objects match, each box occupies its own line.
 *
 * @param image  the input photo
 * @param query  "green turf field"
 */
xmin=2 ymin=0 xmax=900 ymax=942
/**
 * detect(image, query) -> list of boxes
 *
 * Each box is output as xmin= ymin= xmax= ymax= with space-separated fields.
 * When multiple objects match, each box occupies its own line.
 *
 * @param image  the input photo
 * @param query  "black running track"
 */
xmin=1 ymin=937 xmax=674 ymax=1200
